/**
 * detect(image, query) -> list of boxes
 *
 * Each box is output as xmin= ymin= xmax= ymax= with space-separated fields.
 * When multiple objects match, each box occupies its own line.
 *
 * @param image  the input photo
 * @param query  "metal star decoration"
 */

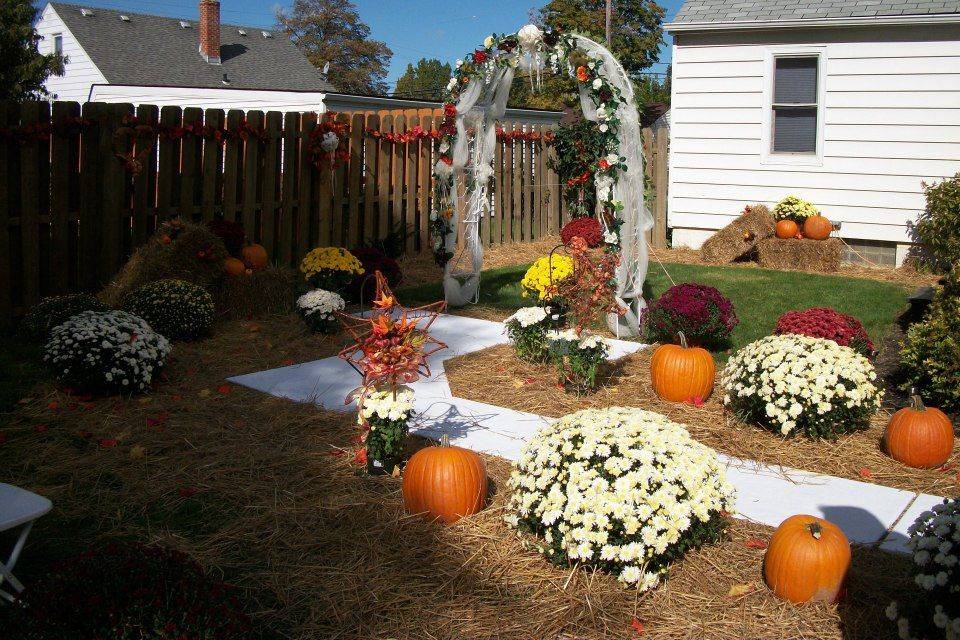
xmin=337 ymin=271 xmax=447 ymax=388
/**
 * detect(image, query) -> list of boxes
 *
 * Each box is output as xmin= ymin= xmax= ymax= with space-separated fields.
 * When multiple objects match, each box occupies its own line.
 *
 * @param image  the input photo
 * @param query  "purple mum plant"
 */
xmin=641 ymin=283 xmax=739 ymax=348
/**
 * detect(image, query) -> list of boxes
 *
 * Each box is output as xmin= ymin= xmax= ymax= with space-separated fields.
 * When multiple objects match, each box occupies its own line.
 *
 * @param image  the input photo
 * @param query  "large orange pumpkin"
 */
xmin=223 ymin=257 xmax=246 ymax=277
xmin=403 ymin=435 xmax=487 ymax=524
xmin=242 ymin=243 xmax=269 ymax=271
xmin=884 ymin=395 xmax=955 ymax=469
xmin=650 ymin=332 xmax=715 ymax=402
xmin=764 ymin=514 xmax=851 ymax=604
xmin=775 ymin=219 xmax=799 ymax=239
xmin=803 ymin=215 xmax=832 ymax=241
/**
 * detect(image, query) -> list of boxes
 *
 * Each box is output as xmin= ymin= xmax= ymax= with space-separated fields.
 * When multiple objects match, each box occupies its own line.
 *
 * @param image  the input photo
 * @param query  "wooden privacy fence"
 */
xmin=0 ymin=100 xmax=668 ymax=320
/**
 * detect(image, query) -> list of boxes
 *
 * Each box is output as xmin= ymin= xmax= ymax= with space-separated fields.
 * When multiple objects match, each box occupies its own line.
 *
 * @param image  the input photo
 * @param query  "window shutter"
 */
xmin=772 ymin=56 xmax=819 ymax=154
xmin=774 ymin=58 xmax=817 ymax=104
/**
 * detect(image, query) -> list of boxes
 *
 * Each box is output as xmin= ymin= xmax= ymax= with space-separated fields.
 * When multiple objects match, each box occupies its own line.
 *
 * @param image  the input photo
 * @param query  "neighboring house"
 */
xmin=665 ymin=0 xmax=960 ymax=266
xmin=33 ymin=1 xmax=562 ymax=126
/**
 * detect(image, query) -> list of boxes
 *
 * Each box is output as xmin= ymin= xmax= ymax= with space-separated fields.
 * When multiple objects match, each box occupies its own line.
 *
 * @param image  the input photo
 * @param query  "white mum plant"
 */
xmin=546 ymin=329 xmax=610 ymax=393
xmin=296 ymin=288 xmax=345 ymax=334
xmin=886 ymin=498 xmax=959 ymax=640
xmin=43 ymin=310 xmax=171 ymax=395
xmin=359 ymin=386 xmax=415 ymax=425
xmin=506 ymin=407 xmax=736 ymax=590
xmin=720 ymin=334 xmax=882 ymax=439
xmin=504 ymin=306 xmax=556 ymax=362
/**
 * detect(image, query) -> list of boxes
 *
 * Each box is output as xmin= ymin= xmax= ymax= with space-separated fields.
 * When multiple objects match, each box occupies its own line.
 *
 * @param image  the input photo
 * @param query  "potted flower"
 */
xmin=296 ymin=289 xmax=345 ymax=334
xmin=358 ymin=385 xmax=415 ymax=475
xmin=299 ymin=246 xmax=364 ymax=293
xmin=545 ymin=329 xmax=610 ymax=394
xmin=504 ymin=306 xmax=559 ymax=362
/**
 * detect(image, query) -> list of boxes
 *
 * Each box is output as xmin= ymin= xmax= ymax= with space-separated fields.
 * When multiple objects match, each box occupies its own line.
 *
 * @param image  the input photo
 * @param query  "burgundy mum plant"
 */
xmin=560 ymin=216 xmax=604 ymax=248
xmin=774 ymin=307 xmax=875 ymax=357
xmin=642 ymin=283 xmax=738 ymax=348
xmin=2 ymin=542 xmax=260 ymax=640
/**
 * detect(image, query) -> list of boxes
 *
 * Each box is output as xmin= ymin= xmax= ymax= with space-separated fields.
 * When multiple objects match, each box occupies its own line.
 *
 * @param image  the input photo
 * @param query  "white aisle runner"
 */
xmin=229 ymin=313 xmax=943 ymax=552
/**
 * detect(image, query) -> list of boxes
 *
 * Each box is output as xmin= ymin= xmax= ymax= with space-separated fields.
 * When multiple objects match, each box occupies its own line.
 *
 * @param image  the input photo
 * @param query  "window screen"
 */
xmin=772 ymin=56 xmax=818 ymax=153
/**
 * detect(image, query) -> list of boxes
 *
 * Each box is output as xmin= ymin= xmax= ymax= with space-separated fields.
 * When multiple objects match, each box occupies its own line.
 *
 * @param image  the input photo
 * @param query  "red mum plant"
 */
xmin=346 ymin=247 xmax=403 ymax=303
xmin=774 ymin=307 xmax=875 ymax=357
xmin=3 ymin=542 xmax=257 ymax=639
xmin=561 ymin=216 xmax=604 ymax=248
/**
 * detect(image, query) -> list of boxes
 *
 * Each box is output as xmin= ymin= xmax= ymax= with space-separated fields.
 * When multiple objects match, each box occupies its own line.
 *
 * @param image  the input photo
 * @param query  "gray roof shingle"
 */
xmin=670 ymin=0 xmax=960 ymax=24
xmin=51 ymin=2 xmax=335 ymax=92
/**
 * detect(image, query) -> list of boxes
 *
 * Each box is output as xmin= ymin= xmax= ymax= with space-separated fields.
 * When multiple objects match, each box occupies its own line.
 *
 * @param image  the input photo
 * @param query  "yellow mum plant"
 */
xmin=521 ymin=255 xmax=574 ymax=301
xmin=300 ymin=247 xmax=364 ymax=291
xmin=773 ymin=195 xmax=820 ymax=222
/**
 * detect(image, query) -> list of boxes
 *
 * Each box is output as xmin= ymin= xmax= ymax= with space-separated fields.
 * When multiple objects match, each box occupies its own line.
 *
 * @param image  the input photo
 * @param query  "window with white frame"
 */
xmin=771 ymin=56 xmax=819 ymax=154
xmin=52 ymin=34 xmax=64 ymax=76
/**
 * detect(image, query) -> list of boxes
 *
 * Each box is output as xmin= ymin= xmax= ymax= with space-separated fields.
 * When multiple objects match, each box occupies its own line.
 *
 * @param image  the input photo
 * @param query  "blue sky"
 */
xmin=42 ymin=0 xmax=685 ymax=89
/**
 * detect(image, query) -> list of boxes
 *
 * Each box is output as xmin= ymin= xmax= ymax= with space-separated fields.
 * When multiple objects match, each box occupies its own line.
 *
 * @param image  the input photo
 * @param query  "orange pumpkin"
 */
xmin=775 ymin=220 xmax=799 ymax=240
xmin=650 ymin=332 xmax=715 ymax=403
xmin=884 ymin=395 xmax=955 ymax=469
xmin=242 ymin=243 xmax=269 ymax=271
xmin=764 ymin=514 xmax=851 ymax=604
xmin=223 ymin=257 xmax=246 ymax=277
xmin=803 ymin=215 xmax=832 ymax=241
xmin=403 ymin=435 xmax=487 ymax=524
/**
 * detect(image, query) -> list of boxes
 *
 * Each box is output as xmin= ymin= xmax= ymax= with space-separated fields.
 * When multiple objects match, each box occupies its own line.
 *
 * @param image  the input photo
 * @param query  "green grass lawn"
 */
xmin=400 ymin=262 xmax=911 ymax=355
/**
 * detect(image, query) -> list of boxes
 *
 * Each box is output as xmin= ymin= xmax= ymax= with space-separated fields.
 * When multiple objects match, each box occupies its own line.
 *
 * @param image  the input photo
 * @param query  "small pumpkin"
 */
xmin=803 ymin=215 xmax=832 ymax=241
xmin=884 ymin=394 xmax=955 ymax=469
xmin=764 ymin=514 xmax=851 ymax=604
xmin=403 ymin=435 xmax=487 ymax=524
xmin=160 ymin=234 xmax=172 ymax=245
xmin=775 ymin=219 xmax=798 ymax=240
xmin=650 ymin=332 xmax=715 ymax=403
xmin=242 ymin=243 xmax=269 ymax=271
xmin=223 ymin=257 xmax=246 ymax=277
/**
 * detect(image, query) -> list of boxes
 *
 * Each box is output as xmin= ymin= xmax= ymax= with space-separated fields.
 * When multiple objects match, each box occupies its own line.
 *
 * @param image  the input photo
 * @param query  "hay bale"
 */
xmin=214 ymin=266 xmax=295 ymax=320
xmin=102 ymin=221 xmax=229 ymax=306
xmin=756 ymin=237 xmax=843 ymax=272
xmin=700 ymin=205 xmax=776 ymax=264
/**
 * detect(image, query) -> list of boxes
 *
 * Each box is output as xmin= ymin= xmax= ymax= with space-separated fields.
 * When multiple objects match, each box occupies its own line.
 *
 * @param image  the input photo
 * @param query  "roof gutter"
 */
xmin=665 ymin=12 xmax=960 ymax=33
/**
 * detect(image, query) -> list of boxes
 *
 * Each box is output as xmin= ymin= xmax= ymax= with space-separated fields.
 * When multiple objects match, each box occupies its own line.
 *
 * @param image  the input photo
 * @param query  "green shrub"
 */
xmin=915 ymin=173 xmax=960 ymax=270
xmin=123 ymin=279 xmax=214 ymax=340
xmin=899 ymin=271 xmax=960 ymax=413
xmin=18 ymin=293 xmax=105 ymax=343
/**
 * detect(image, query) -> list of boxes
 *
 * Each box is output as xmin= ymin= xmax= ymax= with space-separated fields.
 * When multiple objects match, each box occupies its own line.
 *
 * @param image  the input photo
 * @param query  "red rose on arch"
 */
xmin=561 ymin=216 xmax=604 ymax=248
xmin=473 ymin=50 xmax=488 ymax=64
xmin=443 ymin=103 xmax=457 ymax=120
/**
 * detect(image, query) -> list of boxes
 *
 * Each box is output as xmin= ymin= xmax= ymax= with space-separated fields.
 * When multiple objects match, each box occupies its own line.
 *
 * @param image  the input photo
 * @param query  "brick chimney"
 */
xmin=198 ymin=0 xmax=221 ymax=64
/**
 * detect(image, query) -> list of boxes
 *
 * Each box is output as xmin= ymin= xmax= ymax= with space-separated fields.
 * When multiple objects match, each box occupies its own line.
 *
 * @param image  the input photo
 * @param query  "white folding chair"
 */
xmin=0 ymin=483 xmax=52 ymax=603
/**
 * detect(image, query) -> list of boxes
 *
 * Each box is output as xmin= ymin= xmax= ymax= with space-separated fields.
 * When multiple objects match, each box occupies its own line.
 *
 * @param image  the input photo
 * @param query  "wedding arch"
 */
xmin=428 ymin=24 xmax=653 ymax=337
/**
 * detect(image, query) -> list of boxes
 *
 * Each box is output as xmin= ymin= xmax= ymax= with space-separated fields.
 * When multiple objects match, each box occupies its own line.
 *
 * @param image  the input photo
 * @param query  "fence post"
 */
xmin=348 ymin=113 xmax=365 ymax=248
xmin=404 ymin=115 xmax=419 ymax=255
xmin=362 ymin=114 xmax=379 ymax=247
xmin=652 ymin=128 xmax=669 ymax=250
xmin=376 ymin=115 xmax=393 ymax=239
xmin=200 ymin=108 xmax=224 ymax=222
xmin=0 ymin=103 xmax=10 ymax=317
xmin=416 ymin=115 xmax=433 ymax=253
xmin=280 ymin=111 xmax=299 ymax=266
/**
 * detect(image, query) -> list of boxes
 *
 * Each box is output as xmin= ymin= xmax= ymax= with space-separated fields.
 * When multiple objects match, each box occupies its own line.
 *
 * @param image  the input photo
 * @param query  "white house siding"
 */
xmin=88 ymin=85 xmax=328 ymax=114
xmin=668 ymin=23 xmax=960 ymax=263
xmin=36 ymin=4 xmax=107 ymax=102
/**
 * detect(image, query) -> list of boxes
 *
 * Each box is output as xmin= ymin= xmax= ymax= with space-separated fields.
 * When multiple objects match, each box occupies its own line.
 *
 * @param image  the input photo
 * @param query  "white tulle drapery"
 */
xmin=443 ymin=33 xmax=651 ymax=336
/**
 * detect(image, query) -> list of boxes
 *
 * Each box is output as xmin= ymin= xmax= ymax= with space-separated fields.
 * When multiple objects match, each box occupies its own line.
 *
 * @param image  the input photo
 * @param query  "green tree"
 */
xmin=394 ymin=58 xmax=452 ymax=101
xmin=507 ymin=0 xmax=666 ymax=110
xmin=0 ymin=0 xmax=65 ymax=101
xmin=539 ymin=0 xmax=665 ymax=80
xmin=276 ymin=0 xmax=392 ymax=95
